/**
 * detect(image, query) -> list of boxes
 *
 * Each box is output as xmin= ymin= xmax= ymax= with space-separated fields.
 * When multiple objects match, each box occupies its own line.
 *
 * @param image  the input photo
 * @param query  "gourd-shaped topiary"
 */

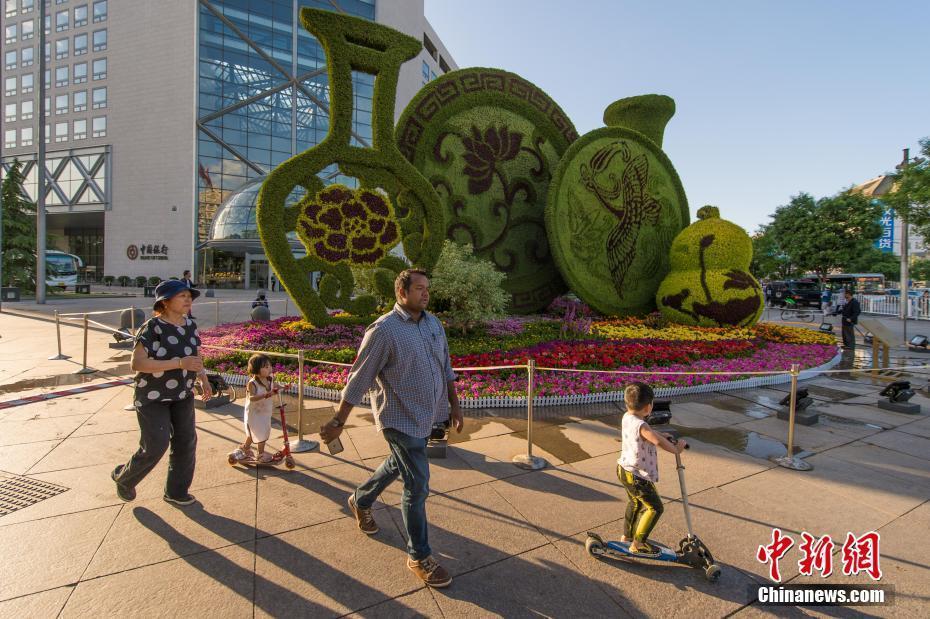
xmin=656 ymin=206 xmax=763 ymax=327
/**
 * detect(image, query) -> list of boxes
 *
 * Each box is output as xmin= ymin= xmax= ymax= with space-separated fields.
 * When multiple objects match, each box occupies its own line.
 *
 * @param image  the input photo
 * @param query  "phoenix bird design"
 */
xmin=579 ymin=141 xmax=670 ymax=299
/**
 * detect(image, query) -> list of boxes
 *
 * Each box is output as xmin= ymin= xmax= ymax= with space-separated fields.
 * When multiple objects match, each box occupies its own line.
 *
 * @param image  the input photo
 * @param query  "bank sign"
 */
xmin=127 ymin=244 xmax=169 ymax=261
xmin=876 ymin=207 xmax=894 ymax=253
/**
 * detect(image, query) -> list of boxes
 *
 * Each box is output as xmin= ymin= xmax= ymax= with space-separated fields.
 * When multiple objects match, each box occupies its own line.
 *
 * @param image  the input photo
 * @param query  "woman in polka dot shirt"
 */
xmin=111 ymin=280 xmax=213 ymax=506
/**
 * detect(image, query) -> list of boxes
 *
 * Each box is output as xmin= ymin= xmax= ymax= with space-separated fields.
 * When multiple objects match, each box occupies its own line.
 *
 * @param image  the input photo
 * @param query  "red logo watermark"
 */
xmin=757 ymin=530 xmax=882 ymax=582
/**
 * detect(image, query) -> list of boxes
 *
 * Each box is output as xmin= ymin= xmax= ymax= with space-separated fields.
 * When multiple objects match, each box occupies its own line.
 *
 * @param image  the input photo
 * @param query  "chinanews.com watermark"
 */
xmin=753 ymin=585 xmax=893 ymax=607
xmin=753 ymin=529 xmax=894 ymax=607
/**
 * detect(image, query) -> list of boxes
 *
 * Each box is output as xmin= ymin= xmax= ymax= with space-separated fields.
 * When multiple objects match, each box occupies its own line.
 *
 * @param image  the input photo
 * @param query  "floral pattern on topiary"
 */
xmin=396 ymin=67 xmax=578 ymax=314
xmin=656 ymin=206 xmax=764 ymax=327
xmin=296 ymin=185 xmax=399 ymax=265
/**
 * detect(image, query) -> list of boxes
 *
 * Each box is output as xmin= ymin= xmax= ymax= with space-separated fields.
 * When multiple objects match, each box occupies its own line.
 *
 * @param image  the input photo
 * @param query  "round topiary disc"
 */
xmin=396 ymin=68 xmax=579 ymax=313
xmin=546 ymin=96 xmax=689 ymax=316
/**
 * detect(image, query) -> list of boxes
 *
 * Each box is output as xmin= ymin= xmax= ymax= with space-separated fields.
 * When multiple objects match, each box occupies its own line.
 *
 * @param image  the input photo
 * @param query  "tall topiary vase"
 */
xmin=256 ymin=8 xmax=444 ymax=325
xmin=546 ymin=95 xmax=689 ymax=316
xmin=656 ymin=206 xmax=764 ymax=327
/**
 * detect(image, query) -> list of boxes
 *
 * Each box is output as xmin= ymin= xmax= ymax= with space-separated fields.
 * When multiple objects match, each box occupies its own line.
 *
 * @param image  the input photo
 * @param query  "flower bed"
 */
xmin=201 ymin=315 xmax=838 ymax=402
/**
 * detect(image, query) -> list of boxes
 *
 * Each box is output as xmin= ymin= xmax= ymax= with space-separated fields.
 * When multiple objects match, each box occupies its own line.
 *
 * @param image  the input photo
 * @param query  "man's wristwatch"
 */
xmin=329 ymin=417 xmax=345 ymax=428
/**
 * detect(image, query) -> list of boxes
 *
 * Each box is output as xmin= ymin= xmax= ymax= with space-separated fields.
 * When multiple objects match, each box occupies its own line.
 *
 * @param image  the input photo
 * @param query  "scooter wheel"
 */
xmin=284 ymin=456 xmax=295 ymax=470
xmin=705 ymin=564 xmax=721 ymax=583
xmin=227 ymin=454 xmax=238 ymax=466
xmin=585 ymin=537 xmax=604 ymax=556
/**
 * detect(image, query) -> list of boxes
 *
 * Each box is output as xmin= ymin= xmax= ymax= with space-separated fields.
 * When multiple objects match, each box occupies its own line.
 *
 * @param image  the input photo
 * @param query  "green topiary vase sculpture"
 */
xmin=256 ymin=8 xmax=444 ymax=325
xmin=545 ymin=95 xmax=689 ymax=316
xmin=656 ymin=205 xmax=764 ymax=327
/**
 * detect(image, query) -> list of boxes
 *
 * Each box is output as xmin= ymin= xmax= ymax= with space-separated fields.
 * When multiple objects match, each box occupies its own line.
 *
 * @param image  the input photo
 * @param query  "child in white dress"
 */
xmin=236 ymin=354 xmax=279 ymax=463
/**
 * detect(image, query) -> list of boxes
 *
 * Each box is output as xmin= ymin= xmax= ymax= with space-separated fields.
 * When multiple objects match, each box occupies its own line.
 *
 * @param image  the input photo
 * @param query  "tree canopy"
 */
xmin=1 ymin=160 xmax=37 ymax=291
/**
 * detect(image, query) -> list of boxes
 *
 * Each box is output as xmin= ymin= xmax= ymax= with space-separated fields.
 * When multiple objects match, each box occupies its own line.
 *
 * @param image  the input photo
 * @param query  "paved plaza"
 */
xmin=1 ymin=300 xmax=929 ymax=617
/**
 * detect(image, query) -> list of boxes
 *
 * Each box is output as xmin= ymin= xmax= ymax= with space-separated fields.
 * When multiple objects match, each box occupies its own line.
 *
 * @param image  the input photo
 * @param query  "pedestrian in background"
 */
xmin=834 ymin=289 xmax=861 ymax=350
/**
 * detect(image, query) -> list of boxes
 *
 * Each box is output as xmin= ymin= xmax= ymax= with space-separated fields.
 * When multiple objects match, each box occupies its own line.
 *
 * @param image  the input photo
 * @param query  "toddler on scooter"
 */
xmin=233 ymin=354 xmax=280 ymax=463
xmin=618 ymin=382 xmax=688 ymax=555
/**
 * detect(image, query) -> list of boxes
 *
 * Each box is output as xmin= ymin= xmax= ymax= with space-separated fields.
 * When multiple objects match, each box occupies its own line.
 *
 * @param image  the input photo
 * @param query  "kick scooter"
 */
xmin=585 ymin=439 xmax=721 ymax=582
xmin=227 ymin=390 xmax=296 ymax=470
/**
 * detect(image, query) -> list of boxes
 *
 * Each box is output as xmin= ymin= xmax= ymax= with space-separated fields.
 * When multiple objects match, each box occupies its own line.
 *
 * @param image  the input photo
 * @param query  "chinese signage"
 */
xmin=757 ymin=528 xmax=882 ymax=582
xmin=127 ymin=244 xmax=169 ymax=261
xmin=876 ymin=207 xmax=894 ymax=253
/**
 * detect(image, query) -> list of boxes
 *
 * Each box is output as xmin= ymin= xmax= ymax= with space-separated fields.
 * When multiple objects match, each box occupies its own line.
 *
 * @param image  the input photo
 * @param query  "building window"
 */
xmin=92 ymin=85 xmax=106 ymax=109
xmin=21 ymin=72 xmax=33 ymax=93
xmin=21 ymin=126 xmax=33 ymax=146
xmin=56 ymin=9 xmax=68 ymax=31
xmin=55 ymin=65 xmax=68 ymax=86
xmin=92 ymin=0 xmax=105 ymax=22
xmin=56 ymin=93 xmax=68 ymax=113
xmin=4 ymin=76 xmax=16 ymax=96
xmin=5 ymin=0 xmax=16 ymax=18
xmin=73 ymin=118 xmax=86 ymax=139
xmin=73 ymin=32 xmax=86 ymax=54
xmin=44 ymin=14 xmax=50 ymax=34
xmin=73 ymin=60 xmax=87 ymax=83
xmin=422 ymin=60 xmax=429 ymax=85
xmin=92 ymin=115 xmax=105 ymax=137
xmin=44 ymin=123 xmax=50 ymax=144
xmin=21 ymin=45 xmax=34 ymax=66
xmin=45 ymin=96 xmax=50 ymax=116
xmin=4 ymin=103 xmax=16 ymax=122
xmin=5 ymin=23 xmax=16 ymax=43
xmin=92 ymin=28 xmax=105 ymax=51
xmin=22 ymin=0 xmax=34 ymax=11
xmin=73 ymin=4 xmax=86 ymax=26
xmin=5 ymin=50 xmax=17 ymax=69
xmin=22 ymin=18 xmax=34 ymax=39
xmin=92 ymin=56 xmax=105 ymax=79
xmin=55 ymin=121 xmax=68 ymax=142
xmin=56 ymin=37 xmax=68 ymax=58
xmin=56 ymin=0 xmax=67 ymax=4
xmin=73 ymin=89 xmax=86 ymax=111
xmin=44 ymin=68 xmax=50 ymax=89
xmin=44 ymin=41 xmax=49 ymax=61
xmin=21 ymin=99 xmax=33 ymax=119
xmin=4 ymin=129 xmax=16 ymax=149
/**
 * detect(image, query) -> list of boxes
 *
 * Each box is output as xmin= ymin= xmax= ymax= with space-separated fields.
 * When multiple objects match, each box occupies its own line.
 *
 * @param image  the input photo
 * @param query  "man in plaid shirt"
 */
xmin=320 ymin=269 xmax=463 ymax=588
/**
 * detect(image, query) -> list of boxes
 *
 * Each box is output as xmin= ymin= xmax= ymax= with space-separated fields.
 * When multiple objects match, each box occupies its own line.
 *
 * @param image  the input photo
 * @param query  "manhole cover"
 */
xmin=0 ymin=476 xmax=69 ymax=516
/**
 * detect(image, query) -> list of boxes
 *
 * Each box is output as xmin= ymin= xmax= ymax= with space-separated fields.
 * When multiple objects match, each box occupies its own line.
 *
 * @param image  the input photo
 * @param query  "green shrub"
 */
xmin=656 ymin=206 xmax=764 ymax=327
xmin=147 ymin=276 xmax=161 ymax=286
xmin=430 ymin=240 xmax=508 ymax=334
xmin=117 ymin=275 xmax=131 ymax=287
xmin=134 ymin=276 xmax=147 ymax=288
xmin=103 ymin=275 xmax=115 ymax=286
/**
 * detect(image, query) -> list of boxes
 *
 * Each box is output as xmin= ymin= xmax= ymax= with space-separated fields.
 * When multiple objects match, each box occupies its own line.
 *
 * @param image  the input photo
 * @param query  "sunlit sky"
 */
xmin=423 ymin=0 xmax=930 ymax=233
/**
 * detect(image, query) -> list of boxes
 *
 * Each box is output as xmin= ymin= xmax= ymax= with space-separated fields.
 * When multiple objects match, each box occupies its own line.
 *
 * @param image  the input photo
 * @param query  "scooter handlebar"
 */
xmin=668 ymin=437 xmax=690 ymax=450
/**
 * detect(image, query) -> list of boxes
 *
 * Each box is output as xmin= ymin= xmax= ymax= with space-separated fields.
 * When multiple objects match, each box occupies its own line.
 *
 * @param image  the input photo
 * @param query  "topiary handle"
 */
xmin=602 ymin=95 xmax=675 ymax=148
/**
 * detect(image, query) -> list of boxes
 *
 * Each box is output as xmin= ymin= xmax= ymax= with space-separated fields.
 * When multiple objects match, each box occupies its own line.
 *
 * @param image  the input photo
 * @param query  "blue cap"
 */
xmin=154 ymin=279 xmax=200 ymax=308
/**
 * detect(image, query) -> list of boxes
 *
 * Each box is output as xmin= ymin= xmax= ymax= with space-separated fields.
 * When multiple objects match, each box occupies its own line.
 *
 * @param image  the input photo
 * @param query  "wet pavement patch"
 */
xmin=668 ymin=424 xmax=805 ymax=460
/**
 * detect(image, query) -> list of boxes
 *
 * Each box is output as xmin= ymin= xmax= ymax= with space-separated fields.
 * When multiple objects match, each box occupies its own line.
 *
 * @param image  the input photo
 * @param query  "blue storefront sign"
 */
xmin=876 ymin=207 xmax=894 ymax=253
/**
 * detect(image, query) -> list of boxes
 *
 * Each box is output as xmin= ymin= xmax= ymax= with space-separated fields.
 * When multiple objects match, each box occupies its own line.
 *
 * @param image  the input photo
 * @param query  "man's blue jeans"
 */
xmin=354 ymin=428 xmax=431 ymax=561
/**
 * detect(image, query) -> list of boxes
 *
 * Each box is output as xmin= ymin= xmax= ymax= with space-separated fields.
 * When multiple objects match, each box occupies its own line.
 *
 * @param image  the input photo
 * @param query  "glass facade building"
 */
xmin=197 ymin=0 xmax=376 ymax=287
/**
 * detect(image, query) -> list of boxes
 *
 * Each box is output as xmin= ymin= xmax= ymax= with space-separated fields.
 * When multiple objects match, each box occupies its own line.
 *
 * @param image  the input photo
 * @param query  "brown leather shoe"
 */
xmin=407 ymin=555 xmax=452 ymax=588
xmin=348 ymin=494 xmax=378 ymax=534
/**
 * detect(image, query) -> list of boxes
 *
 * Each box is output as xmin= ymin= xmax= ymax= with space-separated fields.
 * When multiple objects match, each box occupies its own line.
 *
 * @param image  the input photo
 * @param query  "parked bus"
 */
xmin=46 ymin=251 xmax=84 ymax=290
xmin=825 ymin=273 xmax=885 ymax=294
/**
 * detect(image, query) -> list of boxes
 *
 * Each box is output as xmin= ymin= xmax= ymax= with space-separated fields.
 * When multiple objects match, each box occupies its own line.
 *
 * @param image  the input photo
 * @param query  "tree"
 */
xmin=909 ymin=257 xmax=930 ymax=283
xmin=1 ymin=160 xmax=37 ymax=291
xmin=768 ymin=191 xmax=883 ymax=283
xmin=750 ymin=225 xmax=796 ymax=280
xmin=881 ymin=138 xmax=930 ymax=238
xmin=844 ymin=246 xmax=900 ymax=281
xmin=429 ymin=240 xmax=508 ymax=334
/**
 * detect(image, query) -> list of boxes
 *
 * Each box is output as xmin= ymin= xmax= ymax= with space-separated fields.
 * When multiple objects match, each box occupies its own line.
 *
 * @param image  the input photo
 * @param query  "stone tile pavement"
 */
xmin=1 ymin=310 xmax=929 ymax=617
